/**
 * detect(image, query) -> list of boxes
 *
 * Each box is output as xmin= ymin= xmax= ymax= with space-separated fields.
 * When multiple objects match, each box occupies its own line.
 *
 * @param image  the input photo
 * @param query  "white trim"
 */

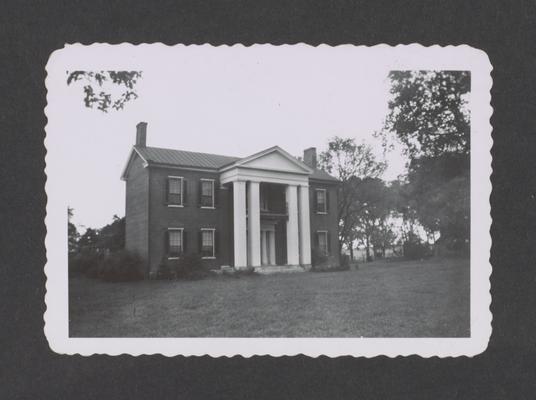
xmin=220 ymin=167 xmax=310 ymax=186
xmin=200 ymin=228 xmax=216 ymax=259
xmin=219 ymin=146 xmax=313 ymax=174
xmin=315 ymin=188 xmax=327 ymax=214
xmin=120 ymin=147 xmax=150 ymax=180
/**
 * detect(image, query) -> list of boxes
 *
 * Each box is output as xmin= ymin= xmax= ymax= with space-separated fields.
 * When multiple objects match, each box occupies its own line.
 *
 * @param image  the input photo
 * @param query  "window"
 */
xmin=317 ymin=231 xmax=329 ymax=256
xmin=201 ymin=229 xmax=215 ymax=258
xmin=168 ymin=229 xmax=183 ymax=258
xmin=168 ymin=177 xmax=183 ymax=206
xmin=316 ymin=189 xmax=327 ymax=213
xmin=200 ymin=179 xmax=214 ymax=208
xmin=260 ymin=187 xmax=269 ymax=212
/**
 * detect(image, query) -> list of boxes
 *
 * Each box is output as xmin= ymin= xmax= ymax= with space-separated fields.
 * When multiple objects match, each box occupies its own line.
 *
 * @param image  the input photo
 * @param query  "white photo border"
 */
xmin=44 ymin=43 xmax=492 ymax=357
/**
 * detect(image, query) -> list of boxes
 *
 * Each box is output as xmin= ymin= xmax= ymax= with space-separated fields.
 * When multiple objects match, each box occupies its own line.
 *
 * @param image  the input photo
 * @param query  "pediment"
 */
xmin=234 ymin=147 xmax=312 ymax=174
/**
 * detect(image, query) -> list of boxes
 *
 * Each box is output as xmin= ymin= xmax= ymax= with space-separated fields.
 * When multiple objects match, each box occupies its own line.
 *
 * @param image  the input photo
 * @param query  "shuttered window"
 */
xmin=168 ymin=177 xmax=183 ymax=206
xmin=168 ymin=229 xmax=183 ymax=257
xmin=200 ymin=229 xmax=215 ymax=258
xmin=316 ymin=189 xmax=327 ymax=213
xmin=317 ymin=231 xmax=329 ymax=256
xmin=200 ymin=179 xmax=214 ymax=208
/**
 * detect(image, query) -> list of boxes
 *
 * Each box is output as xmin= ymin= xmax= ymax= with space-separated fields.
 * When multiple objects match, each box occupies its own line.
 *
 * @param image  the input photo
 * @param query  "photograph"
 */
xmin=44 ymin=44 xmax=491 ymax=356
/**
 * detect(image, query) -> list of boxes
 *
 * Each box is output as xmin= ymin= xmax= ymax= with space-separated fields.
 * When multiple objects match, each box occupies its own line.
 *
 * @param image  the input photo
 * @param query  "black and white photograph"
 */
xmin=44 ymin=44 xmax=491 ymax=357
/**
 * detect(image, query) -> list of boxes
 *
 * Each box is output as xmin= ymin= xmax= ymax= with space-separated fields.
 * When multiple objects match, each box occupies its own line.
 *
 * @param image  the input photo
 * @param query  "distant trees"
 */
xmin=381 ymin=71 xmax=471 ymax=251
xmin=319 ymin=137 xmax=385 ymax=257
xmin=68 ymin=211 xmax=125 ymax=255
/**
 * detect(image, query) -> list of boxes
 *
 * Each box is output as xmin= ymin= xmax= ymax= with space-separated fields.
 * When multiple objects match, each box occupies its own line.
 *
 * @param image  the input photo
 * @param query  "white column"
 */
xmin=261 ymin=230 xmax=268 ymax=265
xmin=298 ymin=185 xmax=312 ymax=266
xmin=269 ymin=231 xmax=276 ymax=265
xmin=233 ymin=180 xmax=247 ymax=268
xmin=247 ymin=181 xmax=261 ymax=267
xmin=286 ymin=184 xmax=300 ymax=265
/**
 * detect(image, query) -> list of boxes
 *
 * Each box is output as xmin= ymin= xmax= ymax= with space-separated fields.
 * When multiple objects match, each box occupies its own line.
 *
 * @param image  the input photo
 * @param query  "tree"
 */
xmin=68 ymin=207 xmax=80 ymax=253
xmin=97 ymin=215 xmax=125 ymax=252
xmin=352 ymin=178 xmax=394 ymax=261
xmin=382 ymin=71 xmax=471 ymax=247
xmin=319 ymin=137 xmax=386 ymax=257
xmin=383 ymin=71 xmax=470 ymax=158
xmin=67 ymin=71 xmax=142 ymax=112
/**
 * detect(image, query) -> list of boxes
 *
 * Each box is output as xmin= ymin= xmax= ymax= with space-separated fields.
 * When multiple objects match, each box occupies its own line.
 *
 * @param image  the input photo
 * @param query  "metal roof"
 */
xmin=132 ymin=145 xmax=339 ymax=182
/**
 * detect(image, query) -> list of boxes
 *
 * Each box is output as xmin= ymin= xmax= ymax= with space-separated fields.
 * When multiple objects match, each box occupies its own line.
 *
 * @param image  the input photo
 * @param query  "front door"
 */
xmin=260 ymin=225 xmax=276 ymax=265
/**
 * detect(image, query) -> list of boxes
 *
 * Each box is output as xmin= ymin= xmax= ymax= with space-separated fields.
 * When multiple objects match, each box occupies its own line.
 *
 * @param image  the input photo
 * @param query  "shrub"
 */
xmin=156 ymin=259 xmax=176 ymax=280
xmin=311 ymin=248 xmax=328 ymax=268
xmin=69 ymin=250 xmax=104 ymax=275
xmin=171 ymin=253 xmax=209 ymax=280
xmin=403 ymin=241 xmax=432 ymax=260
xmin=340 ymin=254 xmax=351 ymax=270
xmin=99 ymin=250 xmax=144 ymax=282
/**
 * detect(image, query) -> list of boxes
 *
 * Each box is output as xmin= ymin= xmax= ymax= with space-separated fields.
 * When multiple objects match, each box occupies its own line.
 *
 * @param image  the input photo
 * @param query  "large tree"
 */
xmin=382 ymin=71 xmax=471 ymax=247
xmin=319 ymin=137 xmax=385 ymax=256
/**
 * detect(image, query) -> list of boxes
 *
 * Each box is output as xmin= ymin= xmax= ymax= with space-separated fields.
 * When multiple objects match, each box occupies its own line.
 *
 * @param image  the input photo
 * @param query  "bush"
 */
xmin=156 ymin=259 xmax=176 ymax=280
xmin=69 ymin=250 xmax=105 ymax=276
xmin=98 ymin=250 xmax=144 ymax=282
xmin=166 ymin=253 xmax=209 ymax=280
xmin=340 ymin=254 xmax=351 ymax=270
xmin=403 ymin=241 xmax=432 ymax=260
xmin=311 ymin=248 xmax=328 ymax=268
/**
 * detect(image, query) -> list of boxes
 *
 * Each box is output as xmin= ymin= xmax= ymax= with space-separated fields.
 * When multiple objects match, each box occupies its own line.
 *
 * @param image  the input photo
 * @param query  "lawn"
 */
xmin=69 ymin=257 xmax=470 ymax=337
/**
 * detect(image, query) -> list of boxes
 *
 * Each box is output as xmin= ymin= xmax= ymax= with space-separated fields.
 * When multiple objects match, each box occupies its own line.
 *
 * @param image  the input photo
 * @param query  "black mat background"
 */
xmin=1 ymin=1 xmax=535 ymax=398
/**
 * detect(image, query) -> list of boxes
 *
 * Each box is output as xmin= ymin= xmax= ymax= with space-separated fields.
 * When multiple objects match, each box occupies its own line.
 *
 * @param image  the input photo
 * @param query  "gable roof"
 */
xmin=220 ymin=146 xmax=313 ymax=174
xmin=121 ymin=145 xmax=338 ymax=183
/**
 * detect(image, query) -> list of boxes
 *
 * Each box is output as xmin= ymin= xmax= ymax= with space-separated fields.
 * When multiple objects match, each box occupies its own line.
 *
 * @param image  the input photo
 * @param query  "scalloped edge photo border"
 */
xmin=44 ymin=43 xmax=492 ymax=357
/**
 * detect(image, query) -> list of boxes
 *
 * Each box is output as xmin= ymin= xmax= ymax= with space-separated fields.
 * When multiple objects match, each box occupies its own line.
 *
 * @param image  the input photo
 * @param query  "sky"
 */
xmin=50 ymin=45 xmax=407 ymax=231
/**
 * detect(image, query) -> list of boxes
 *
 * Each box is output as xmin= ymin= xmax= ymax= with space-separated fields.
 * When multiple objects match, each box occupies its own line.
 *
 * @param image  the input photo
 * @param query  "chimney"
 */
xmin=303 ymin=147 xmax=317 ymax=169
xmin=136 ymin=122 xmax=147 ymax=147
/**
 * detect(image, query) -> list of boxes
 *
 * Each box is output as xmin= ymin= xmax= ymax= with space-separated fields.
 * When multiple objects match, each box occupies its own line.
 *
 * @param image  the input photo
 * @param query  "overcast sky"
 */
xmin=52 ymin=46 xmax=407 ymax=230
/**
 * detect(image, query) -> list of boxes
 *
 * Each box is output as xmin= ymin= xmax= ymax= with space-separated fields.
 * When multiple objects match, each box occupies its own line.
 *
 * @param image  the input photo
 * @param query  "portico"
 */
xmin=219 ymin=146 xmax=313 ymax=270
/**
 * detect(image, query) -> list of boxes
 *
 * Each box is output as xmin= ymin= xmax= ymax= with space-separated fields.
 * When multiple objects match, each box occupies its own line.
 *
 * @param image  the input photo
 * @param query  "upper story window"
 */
xmin=200 ymin=179 xmax=215 ymax=208
xmin=167 ymin=176 xmax=184 ymax=206
xmin=200 ymin=229 xmax=215 ymax=258
xmin=167 ymin=228 xmax=183 ymax=258
xmin=315 ymin=188 xmax=327 ymax=214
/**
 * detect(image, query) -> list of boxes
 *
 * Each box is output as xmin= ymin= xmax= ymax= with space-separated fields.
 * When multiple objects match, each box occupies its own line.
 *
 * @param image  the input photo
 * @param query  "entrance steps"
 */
xmin=254 ymin=265 xmax=307 ymax=275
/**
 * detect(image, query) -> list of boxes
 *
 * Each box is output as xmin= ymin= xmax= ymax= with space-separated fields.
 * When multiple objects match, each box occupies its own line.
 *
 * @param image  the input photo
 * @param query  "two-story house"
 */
xmin=121 ymin=122 xmax=340 ymax=277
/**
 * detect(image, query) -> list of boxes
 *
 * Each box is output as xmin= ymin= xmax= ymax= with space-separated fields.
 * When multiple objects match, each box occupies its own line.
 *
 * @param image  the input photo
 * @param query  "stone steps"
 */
xmin=254 ymin=265 xmax=306 ymax=275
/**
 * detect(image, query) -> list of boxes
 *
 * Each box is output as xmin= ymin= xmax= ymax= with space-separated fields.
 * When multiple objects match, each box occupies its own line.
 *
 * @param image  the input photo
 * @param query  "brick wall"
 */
xmin=309 ymin=180 xmax=340 ymax=266
xmin=124 ymin=153 xmax=150 ymax=273
xmin=147 ymin=166 xmax=232 ymax=274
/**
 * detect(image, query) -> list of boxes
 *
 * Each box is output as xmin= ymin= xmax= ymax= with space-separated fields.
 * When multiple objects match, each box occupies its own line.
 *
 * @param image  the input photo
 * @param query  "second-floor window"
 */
xmin=168 ymin=177 xmax=183 ymax=206
xmin=315 ymin=189 xmax=327 ymax=214
xmin=200 ymin=179 xmax=215 ymax=208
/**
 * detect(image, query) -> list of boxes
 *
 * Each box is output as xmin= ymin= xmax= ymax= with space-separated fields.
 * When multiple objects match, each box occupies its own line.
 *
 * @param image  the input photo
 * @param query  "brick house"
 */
xmin=121 ymin=122 xmax=340 ymax=276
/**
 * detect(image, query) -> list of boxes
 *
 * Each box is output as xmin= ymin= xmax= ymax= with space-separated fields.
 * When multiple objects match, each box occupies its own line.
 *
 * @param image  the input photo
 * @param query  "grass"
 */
xmin=69 ymin=256 xmax=470 ymax=337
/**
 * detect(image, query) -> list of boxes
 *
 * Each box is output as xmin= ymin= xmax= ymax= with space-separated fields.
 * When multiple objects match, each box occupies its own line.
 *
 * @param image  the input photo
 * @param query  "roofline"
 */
xmin=219 ymin=145 xmax=313 ymax=174
xmin=120 ymin=146 xmax=149 ymax=180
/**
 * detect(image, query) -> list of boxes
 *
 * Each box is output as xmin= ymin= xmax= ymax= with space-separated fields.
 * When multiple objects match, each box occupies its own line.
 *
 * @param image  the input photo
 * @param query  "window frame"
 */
xmin=200 ymin=228 xmax=216 ymax=259
xmin=317 ymin=230 xmax=329 ymax=256
xmin=200 ymin=178 xmax=215 ymax=209
xmin=167 ymin=227 xmax=184 ymax=259
xmin=167 ymin=176 xmax=184 ymax=207
xmin=315 ymin=188 xmax=328 ymax=214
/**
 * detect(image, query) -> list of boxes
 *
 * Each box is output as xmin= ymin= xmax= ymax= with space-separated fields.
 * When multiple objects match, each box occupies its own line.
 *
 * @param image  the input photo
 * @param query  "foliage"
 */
xmin=318 ymin=137 xmax=386 ymax=252
xmin=164 ymin=253 xmax=209 ymax=280
xmin=67 ymin=71 xmax=142 ymax=112
xmin=68 ymin=207 xmax=80 ymax=253
xmin=311 ymin=247 xmax=328 ymax=267
xmin=382 ymin=71 xmax=471 ymax=247
xmin=97 ymin=215 xmax=125 ymax=252
xmin=97 ymin=250 xmax=144 ymax=282
xmin=403 ymin=240 xmax=432 ymax=260
xmin=352 ymin=178 xmax=396 ymax=261
xmin=69 ymin=250 xmax=104 ymax=274
xmin=383 ymin=70 xmax=470 ymax=159
xmin=340 ymin=254 xmax=351 ymax=270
